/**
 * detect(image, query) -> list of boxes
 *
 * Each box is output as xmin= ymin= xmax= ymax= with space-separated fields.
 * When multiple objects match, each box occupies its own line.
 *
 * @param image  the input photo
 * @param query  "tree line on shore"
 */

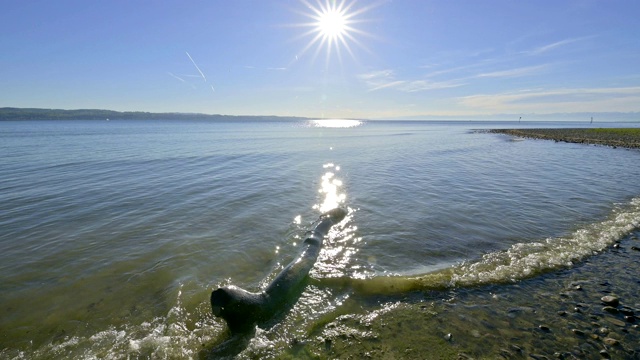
xmin=0 ymin=107 xmax=306 ymax=122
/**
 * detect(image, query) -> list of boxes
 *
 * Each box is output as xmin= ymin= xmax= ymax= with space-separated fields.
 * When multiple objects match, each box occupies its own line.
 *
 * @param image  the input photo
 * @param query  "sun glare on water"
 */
xmin=311 ymin=119 xmax=362 ymax=128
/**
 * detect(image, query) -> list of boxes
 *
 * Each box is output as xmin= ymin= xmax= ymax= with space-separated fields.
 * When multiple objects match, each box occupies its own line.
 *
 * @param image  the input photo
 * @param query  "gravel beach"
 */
xmin=490 ymin=128 xmax=640 ymax=149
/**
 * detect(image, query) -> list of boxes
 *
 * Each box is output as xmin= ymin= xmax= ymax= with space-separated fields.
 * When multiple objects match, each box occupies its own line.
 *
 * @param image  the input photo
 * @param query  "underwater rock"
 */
xmin=601 ymin=296 xmax=619 ymax=307
xmin=605 ymin=318 xmax=626 ymax=327
xmin=572 ymin=329 xmax=586 ymax=336
xmin=599 ymin=349 xmax=611 ymax=358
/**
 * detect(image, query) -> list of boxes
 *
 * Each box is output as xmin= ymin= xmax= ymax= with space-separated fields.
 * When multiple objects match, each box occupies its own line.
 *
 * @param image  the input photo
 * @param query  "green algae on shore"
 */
xmin=490 ymin=128 xmax=640 ymax=149
xmin=285 ymin=230 xmax=640 ymax=359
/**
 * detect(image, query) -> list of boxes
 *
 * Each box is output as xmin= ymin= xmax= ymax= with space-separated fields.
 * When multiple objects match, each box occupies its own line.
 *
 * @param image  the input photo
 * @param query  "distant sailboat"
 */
xmin=590 ymin=117 xmax=593 ymax=124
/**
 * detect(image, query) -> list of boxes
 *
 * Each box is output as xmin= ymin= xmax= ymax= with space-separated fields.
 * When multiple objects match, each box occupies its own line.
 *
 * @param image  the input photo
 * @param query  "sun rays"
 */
xmin=294 ymin=0 xmax=376 ymax=67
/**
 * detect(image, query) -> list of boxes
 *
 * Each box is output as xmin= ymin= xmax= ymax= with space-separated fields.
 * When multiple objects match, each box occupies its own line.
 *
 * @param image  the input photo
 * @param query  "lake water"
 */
xmin=1 ymin=119 xmax=640 ymax=359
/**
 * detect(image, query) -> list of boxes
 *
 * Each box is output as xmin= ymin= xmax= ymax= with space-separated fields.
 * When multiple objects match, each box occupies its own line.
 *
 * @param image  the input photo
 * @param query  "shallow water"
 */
xmin=1 ymin=119 xmax=640 ymax=358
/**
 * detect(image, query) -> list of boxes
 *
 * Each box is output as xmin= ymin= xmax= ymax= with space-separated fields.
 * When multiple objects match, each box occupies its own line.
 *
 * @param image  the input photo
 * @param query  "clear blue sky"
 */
xmin=1 ymin=0 xmax=639 ymax=120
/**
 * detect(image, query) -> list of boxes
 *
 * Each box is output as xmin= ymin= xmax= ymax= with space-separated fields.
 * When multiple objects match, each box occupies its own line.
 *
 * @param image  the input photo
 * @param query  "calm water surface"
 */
xmin=1 ymin=119 xmax=640 ymax=358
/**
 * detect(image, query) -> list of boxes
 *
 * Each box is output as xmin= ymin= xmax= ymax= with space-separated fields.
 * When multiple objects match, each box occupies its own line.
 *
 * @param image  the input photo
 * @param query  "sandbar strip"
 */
xmin=489 ymin=128 xmax=640 ymax=149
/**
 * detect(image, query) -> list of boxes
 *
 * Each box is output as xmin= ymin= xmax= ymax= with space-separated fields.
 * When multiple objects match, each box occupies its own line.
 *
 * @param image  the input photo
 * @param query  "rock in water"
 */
xmin=600 ymin=296 xmax=619 ymax=307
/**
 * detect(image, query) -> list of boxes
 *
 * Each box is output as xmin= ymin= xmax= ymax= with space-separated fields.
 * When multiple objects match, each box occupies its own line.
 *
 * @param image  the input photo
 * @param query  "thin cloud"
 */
xmin=369 ymin=80 xmax=406 ymax=92
xmin=398 ymin=80 xmax=465 ymax=92
xmin=476 ymin=64 xmax=549 ymax=78
xmin=358 ymin=69 xmax=465 ymax=92
xmin=358 ymin=69 xmax=394 ymax=80
xmin=523 ymin=36 xmax=592 ymax=56
xmin=459 ymin=86 xmax=640 ymax=112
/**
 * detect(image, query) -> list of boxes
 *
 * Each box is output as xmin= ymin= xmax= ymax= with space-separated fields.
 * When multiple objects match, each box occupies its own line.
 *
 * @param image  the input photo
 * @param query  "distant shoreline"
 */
xmin=0 ymin=107 xmax=308 ymax=122
xmin=490 ymin=128 xmax=640 ymax=149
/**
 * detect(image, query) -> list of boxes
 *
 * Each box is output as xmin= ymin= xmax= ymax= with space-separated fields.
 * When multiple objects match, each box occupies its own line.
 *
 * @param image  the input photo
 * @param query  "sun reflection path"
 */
xmin=307 ymin=163 xmax=369 ymax=279
xmin=314 ymin=165 xmax=346 ymax=213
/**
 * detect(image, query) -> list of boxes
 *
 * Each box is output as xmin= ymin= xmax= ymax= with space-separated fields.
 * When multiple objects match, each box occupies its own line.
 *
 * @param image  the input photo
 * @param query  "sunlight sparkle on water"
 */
xmin=314 ymin=164 xmax=346 ymax=213
xmin=311 ymin=119 xmax=362 ymax=128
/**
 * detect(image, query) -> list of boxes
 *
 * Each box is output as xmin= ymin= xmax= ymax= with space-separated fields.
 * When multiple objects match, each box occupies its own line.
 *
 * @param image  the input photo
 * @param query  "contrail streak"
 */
xmin=167 ymin=72 xmax=185 ymax=82
xmin=186 ymin=51 xmax=207 ymax=82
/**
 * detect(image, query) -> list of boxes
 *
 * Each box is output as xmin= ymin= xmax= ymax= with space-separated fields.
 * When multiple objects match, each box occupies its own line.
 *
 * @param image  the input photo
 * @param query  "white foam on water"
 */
xmin=450 ymin=197 xmax=640 ymax=287
xmin=340 ymin=197 xmax=640 ymax=295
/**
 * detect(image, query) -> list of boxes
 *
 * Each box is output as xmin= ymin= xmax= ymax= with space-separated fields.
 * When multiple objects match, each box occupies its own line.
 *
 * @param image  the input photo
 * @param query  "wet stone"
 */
xmin=624 ymin=316 xmax=636 ymax=323
xmin=530 ymin=354 xmax=550 ymax=360
xmin=601 ymin=296 xmax=620 ymax=307
xmin=557 ymin=311 xmax=568 ymax=317
xmin=499 ymin=348 xmax=513 ymax=358
xmin=603 ymin=306 xmax=618 ymax=314
xmin=606 ymin=318 xmax=626 ymax=327
xmin=572 ymin=329 xmax=586 ymax=336
xmin=603 ymin=337 xmax=619 ymax=346
xmin=599 ymin=349 xmax=611 ymax=358
xmin=619 ymin=307 xmax=634 ymax=316
xmin=509 ymin=344 xmax=523 ymax=353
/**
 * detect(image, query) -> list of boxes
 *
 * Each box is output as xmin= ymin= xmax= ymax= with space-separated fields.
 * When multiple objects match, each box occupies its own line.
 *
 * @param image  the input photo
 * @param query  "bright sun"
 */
xmin=296 ymin=0 xmax=374 ymax=65
xmin=317 ymin=8 xmax=347 ymax=39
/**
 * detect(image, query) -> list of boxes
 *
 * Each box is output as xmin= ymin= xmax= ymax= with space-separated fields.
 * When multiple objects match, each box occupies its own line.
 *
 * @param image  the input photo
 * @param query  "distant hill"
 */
xmin=0 ymin=107 xmax=308 ymax=122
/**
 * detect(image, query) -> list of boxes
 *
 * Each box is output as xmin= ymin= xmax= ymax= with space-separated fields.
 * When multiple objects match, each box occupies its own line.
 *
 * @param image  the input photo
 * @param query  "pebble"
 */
xmin=557 ymin=310 xmax=568 ymax=317
xmin=529 ymin=354 xmax=549 ymax=360
xmin=606 ymin=318 xmax=626 ymax=327
xmin=571 ymin=329 xmax=585 ymax=336
xmin=538 ymin=325 xmax=550 ymax=332
xmin=624 ymin=315 xmax=636 ymax=323
xmin=599 ymin=349 xmax=611 ymax=358
xmin=631 ymin=246 xmax=640 ymax=251
xmin=509 ymin=344 xmax=523 ymax=353
xmin=603 ymin=337 xmax=619 ymax=346
xmin=499 ymin=348 xmax=513 ymax=357
xmin=601 ymin=296 xmax=620 ymax=307
xmin=603 ymin=306 xmax=619 ymax=314
xmin=444 ymin=333 xmax=452 ymax=341
xmin=619 ymin=307 xmax=635 ymax=316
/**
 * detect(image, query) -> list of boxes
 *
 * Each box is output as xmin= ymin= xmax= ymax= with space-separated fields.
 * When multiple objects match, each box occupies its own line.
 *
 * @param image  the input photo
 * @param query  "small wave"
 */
xmin=325 ymin=197 xmax=640 ymax=295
